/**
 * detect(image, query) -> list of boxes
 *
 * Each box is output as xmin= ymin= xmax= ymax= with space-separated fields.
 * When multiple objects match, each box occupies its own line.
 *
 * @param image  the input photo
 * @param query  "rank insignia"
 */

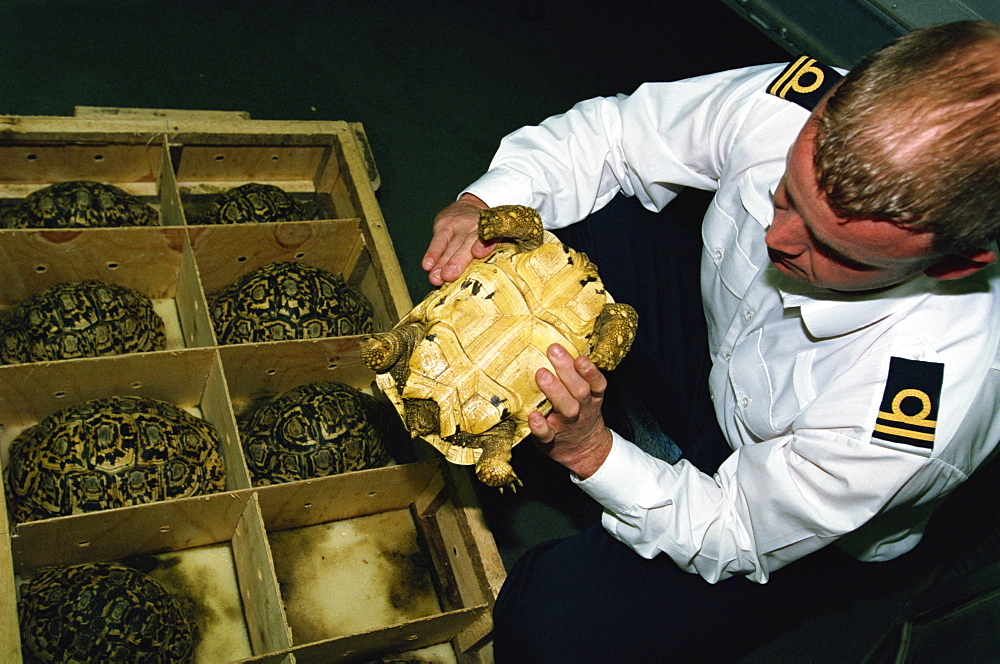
xmin=767 ymin=56 xmax=843 ymax=110
xmin=871 ymin=356 xmax=944 ymax=454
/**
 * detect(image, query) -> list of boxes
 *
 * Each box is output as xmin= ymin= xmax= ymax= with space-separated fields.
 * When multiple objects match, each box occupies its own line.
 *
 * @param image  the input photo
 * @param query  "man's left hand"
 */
xmin=529 ymin=343 xmax=613 ymax=480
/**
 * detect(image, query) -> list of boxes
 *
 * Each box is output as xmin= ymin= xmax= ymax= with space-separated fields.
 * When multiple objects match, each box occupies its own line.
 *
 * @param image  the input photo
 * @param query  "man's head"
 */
xmin=766 ymin=20 xmax=1000 ymax=291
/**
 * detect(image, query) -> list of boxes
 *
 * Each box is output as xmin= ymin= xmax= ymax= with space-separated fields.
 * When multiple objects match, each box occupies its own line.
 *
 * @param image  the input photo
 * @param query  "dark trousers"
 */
xmin=493 ymin=196 xmax=931 ymax=662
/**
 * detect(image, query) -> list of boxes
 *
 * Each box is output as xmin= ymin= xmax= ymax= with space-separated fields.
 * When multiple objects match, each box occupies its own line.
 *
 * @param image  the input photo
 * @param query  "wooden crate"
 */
xmin=0 ymin=108 xmax=504 ymax=663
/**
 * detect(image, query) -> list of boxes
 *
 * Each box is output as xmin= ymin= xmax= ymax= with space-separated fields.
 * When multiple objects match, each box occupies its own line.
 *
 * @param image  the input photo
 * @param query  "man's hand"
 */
xmin=423 ymin=193 xmax=494 ymax=286
xmin=529 ymin=343 xmax=613 ymax=480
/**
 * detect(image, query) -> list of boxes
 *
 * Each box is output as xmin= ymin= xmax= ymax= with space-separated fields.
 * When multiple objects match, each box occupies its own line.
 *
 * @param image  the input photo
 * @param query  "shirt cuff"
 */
xmin=462 ymin=165 xmax=538 ymax=211
xmin=571 ymin=428 xmax=679 ymax=515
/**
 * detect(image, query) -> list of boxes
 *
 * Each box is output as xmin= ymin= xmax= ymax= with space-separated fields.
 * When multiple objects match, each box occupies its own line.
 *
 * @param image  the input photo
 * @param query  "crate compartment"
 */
xmin=270 ymin=509 xmax=441 ymax=642
xmin=7 ymin=489 xmax=277 ymax=662
xmin=219 ymin=336 xmax=415 ymax=470
xmin=0 ymin=225 xmax=217 ymax=354
xmin=174 ymin=144 xmax=328 ymax=224
xmin=0 ymin=348 xmax=251 ymax=522
xmin=219 ymin=337 xmax=380 ymax=408
xmin=173 ymin=127 xmax=375 ymax=223
xmin=252 ymin=462 xmax=488 ymax=663
xmin=0 ymin=142 xmax=169 ymax=226
xmin=189 ymin=219 xmax=394 ymax=340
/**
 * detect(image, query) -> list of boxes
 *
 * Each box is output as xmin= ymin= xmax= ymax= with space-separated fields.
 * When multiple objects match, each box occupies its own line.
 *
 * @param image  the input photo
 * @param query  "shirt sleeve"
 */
xmin=574 ymin=345 xmax=971 ymax=585
xmin=575 ymin=431 xmax=934 ymax=585
xmin=462 ymin=64 xmax=786 ymax=228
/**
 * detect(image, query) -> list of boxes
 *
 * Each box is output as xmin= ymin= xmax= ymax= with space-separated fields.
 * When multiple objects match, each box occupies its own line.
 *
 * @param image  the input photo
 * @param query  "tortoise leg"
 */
xmin=589 ymin=302 xmax=639 ymax=370
xmin=469 ymin=418 xmax=522 ymax=491
xmin=403 ymin=398 xmax=441 ymax=437
xmin=478 ymin=205 xmax=545 ymax=253
xmin=360 ymin=322 xmax=423 ymax=385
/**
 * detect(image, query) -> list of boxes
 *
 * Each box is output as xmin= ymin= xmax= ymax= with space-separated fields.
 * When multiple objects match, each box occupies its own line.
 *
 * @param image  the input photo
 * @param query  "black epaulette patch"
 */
xmin=871 ymin=357 xmax=944 ymax=455
xmin=767 ymin=56 xmax=843 ymax=110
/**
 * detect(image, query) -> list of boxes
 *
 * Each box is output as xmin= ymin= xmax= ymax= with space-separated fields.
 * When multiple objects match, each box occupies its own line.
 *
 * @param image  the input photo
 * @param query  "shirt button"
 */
xmin=724 ymin=353 xmax=732 ymax=362
xmin=709 ymin=391 xmax=715 ymax=401
xmin=743 ymin=310 xmax=753 ymax=322
xmin=741 ymin=396 xmax=750 ymax=408
xmin=714 ymin=249 xmax=724 ymax=260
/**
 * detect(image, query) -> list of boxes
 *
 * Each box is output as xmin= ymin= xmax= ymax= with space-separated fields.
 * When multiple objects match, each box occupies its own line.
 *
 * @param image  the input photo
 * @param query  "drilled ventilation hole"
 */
xmin=327 ymin=362 xmax=338 ymax=371
xmin=236 ymin=256 xmax=248 ymax=263
xmin=53 ymin=391 xmax=67 ymax=399
xmin=367 ymin=491 xmax=377 ymax=498
xmin=77 ymin=540 xmax=91 ymax=548
xmin=271 ymin=155 xmax=280 ymax=161
xmin=159 ymin=525 xmax=171 ymax=533
xmin=303 ymin=502 xmax=313 ymax=508
xmin=130 ymin=382 xmax=143 ymax=390
xmin=25 ymin=153 xmax=37 ymax=162
xmin=265 ymin=369 xmax=276 ymax=376
xmin=34 ymin=264 xmax=47 ymax=273
xmin=92 ymin=154 xmax=104 ymax=162
xmin=214 ymin=154 xmax=226 ymax=162
xmin=295 ymin=252 xmax=305 ymax=259
xmin=106 ymin=262 xmax=119 ymax=270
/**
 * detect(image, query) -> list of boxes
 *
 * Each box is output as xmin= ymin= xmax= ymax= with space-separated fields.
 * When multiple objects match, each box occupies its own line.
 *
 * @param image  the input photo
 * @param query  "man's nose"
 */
xmin=765 ymin=210 xmax=807 ymax=257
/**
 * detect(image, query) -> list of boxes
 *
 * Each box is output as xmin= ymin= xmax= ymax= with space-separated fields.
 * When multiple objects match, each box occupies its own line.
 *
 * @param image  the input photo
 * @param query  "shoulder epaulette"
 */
xmin=766 ymin=56 xmax=843 ymax=111
xmin=871 ymin=356 xmax=944 ymax=455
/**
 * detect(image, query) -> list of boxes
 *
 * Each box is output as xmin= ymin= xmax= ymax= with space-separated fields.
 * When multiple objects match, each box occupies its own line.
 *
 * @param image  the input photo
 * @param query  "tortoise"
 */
xmin=4 ymin=395 xmax=226 ymax=523
xmin=197 ymin=182 xmax=308 ymax=224
xmin=361 ymin=205 xmax=637 ymax=489
xmin=0 ymin=180 xmax=158 ymax=228
xmin=208 ymin=261 xmax=375 ymax=345
xmin=238 ymin=381 xmax=390 ymax=486
xmin=0 ymin=280 xmax=166 ymax=365
xmin=19 ymin=561 xmax=196 ymax=663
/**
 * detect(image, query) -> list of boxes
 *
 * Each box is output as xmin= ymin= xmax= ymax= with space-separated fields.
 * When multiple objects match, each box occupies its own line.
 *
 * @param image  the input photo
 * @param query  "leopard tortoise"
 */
xmin=4 ymin=395 xmax=226 ymax=523
xmin=361 ymin=205 xmax=637 ymax=489
xmin=0 ymin=180 xmax=157 ymax=228
xmin=209 ymin=261 xmax=375 ymax=344
xmin=197 ymin=182 xmax=308 ymax=224
xmin=238 ymin=381 xmax=390 ymax=486
xmin=19 ymin=561 xmax=196 ymax=663
xmin=0 ymin=280 xmax=166 ymax=365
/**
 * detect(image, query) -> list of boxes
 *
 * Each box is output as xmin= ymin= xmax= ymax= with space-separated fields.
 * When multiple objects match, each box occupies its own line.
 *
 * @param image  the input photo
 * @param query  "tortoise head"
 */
xmin=478 ymin=205 xmax=545 ymax=252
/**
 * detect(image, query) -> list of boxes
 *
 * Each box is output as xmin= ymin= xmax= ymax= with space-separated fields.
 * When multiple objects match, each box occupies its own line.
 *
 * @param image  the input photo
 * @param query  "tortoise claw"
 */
xmin=496 ymin=477 xmax=524 ymax=494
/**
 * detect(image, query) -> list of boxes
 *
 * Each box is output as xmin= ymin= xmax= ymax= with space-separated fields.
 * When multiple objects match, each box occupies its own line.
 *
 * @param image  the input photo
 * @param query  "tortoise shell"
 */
xmin=4 ymin=395 xmax=226 ymax=523
xmin=0 ymin=180 xmax=157 ymax=228
xmin=19 ymin=561 xmax=196 ymax=663
xmin=197 ymin=182 xmax=307 ymax=224
xmin=209 ymin=261 xmax=375 ymax=344
xmin=238 ymin=381 xmax=390 ymax=486
xmin=0 ymin=280 xmax=166 ymax=365
xmin=361 ymin=206 xmax=637 ymax=488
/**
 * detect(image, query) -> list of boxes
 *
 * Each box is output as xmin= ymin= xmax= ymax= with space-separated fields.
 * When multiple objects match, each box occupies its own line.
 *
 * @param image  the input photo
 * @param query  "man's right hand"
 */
xmin=423 ymin=193 xmax=494 ymax=286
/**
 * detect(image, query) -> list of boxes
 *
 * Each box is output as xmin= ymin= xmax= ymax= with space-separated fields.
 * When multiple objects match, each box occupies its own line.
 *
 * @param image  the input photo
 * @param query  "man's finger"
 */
xmin=536 ymin=367 xmax=580 ymax=421
xmin=547 ymin=344 xmax=591 ymax=401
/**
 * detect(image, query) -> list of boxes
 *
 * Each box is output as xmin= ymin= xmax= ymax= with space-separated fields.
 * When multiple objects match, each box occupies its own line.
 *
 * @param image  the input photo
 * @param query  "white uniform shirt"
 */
xmin=463 ymin=64 xmax=1000 ymax=583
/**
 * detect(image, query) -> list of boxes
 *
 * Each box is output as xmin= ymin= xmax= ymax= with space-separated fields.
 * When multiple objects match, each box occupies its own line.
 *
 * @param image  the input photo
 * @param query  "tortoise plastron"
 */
xmin=362 ymin=205 xmax=637 ymax=489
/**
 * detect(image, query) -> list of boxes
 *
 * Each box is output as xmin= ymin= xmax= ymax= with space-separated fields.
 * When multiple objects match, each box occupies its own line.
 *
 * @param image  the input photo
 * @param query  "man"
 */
xmin=425 ymin=21 xmax=1000 ymax=661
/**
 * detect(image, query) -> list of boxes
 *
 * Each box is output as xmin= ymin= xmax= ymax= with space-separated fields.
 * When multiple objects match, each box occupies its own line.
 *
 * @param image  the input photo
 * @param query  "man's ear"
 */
xmin=923 ymin=248 xmax=997 ymax=281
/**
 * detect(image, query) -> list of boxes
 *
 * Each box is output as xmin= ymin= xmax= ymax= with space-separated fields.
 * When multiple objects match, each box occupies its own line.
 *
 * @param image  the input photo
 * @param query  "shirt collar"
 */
xmin=773 ymin=268 xmax=934 ymax=339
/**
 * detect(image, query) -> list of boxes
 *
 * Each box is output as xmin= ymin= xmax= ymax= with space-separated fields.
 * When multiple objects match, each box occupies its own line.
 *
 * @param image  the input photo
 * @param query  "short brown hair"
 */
xmin=815 ymin=21 xmax=1000 ymax=255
